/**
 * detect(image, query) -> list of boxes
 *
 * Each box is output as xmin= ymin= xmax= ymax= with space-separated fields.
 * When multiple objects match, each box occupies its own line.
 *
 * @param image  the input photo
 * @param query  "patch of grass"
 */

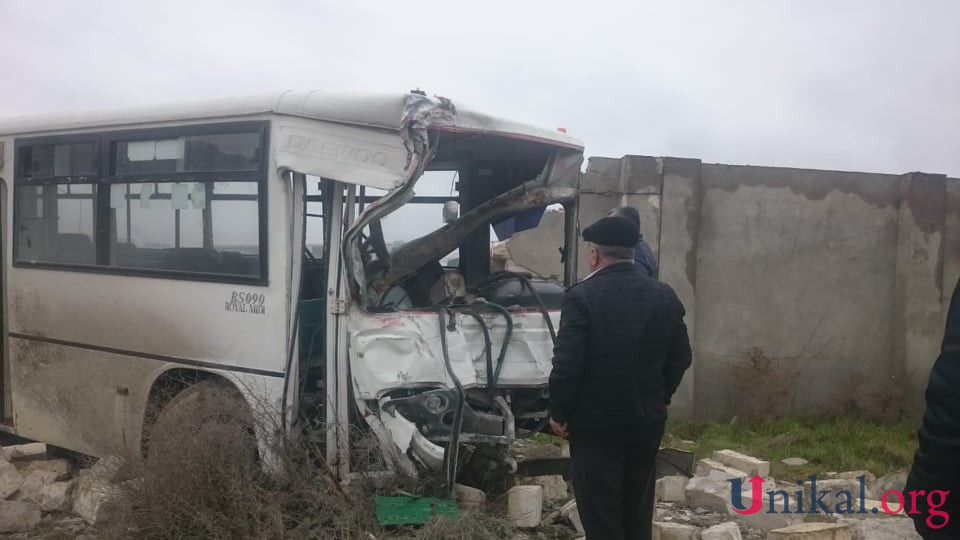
xmin=526 ymin=431 xmax=561 ymax=445
xmin=663 ymin=415 xmax=918 ymax=479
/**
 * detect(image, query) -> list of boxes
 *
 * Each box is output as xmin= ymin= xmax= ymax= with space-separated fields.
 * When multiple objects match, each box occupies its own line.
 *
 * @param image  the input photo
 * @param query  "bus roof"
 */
xmin=0 ymin=90 xmax=583 ymax=150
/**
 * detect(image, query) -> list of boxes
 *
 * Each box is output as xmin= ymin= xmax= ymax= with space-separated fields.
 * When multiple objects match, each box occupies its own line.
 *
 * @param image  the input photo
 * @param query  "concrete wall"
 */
xmin=504 ymin=155 xmax=959 ymax=420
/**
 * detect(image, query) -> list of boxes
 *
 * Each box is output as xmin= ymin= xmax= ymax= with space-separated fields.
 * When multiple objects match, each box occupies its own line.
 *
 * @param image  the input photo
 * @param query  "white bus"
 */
xmin=0 ymin=90 xmax=583 ymax=486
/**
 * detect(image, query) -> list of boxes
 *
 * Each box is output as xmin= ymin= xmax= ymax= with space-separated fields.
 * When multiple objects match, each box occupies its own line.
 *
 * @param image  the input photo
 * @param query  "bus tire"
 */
xmin=147 ymin=379 xmax=257 ymax=466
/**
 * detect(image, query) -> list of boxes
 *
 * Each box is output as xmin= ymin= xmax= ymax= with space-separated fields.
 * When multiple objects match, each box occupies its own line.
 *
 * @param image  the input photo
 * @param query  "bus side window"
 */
xmin=301 ymin=178 xmax=327 ymax=301
xmin=15 ymin=184 xmax=97 ymax=265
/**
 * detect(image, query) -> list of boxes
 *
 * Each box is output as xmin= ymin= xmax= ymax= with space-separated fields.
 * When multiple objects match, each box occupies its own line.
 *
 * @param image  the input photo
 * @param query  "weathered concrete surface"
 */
xmin=500 ymin=154 xmax=959 ymax=418
xmin=836 ymin=516 xmax=921 ymax=539
xmin=768 ymin=522 xmax=852 ymax=540
xmin=506 ymin=485 xmax=543 ymax=528
xmin=684 ymin=477 xmax=731 ymax=513
xmin=519 ymin=475 xmax=568 ymax=504
xmin=712 ymin=450 xmax=769 ymax=478
xmin=0 ymin=461 xmax=24 ymax=500
xmin=560 ymin=499 xmax=585 ymax=535
xmin=655 ymin=475 xmax=689 ymax=503
xmin=701 ymin=521 xmax=742 ymax=540
xmin=453 ymin=484 xmax=485 ymax=512
xmin=895 ymin=173 xmax=949 ymax=418
xmin=652 ymin=521 xmax=699 ymax=540
xmin=695 ymin=165 xmax=900 ymax=418
xmin=0 ymin=501 xmax=41 ymax=533
xmin=695 ymin=459 xmax=747 ymax=481
xmin=659 ymin=158 xmax=701 ymax=418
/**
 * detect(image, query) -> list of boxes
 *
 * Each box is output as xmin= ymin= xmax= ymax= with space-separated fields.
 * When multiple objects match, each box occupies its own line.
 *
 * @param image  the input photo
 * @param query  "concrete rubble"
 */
xmin=837 ymin=515 xmax=921 ymax=539
xmin=656 ymin=475 xmax=689 ymax=503
xmin=0 ymin=500 xmax=41 ymax=533
xmin=560 ymin=499 xmax=585 ymax=535
xmin=519 ymin=474 xmax=569 ymax=504
xmin=72 ymin=455 xmax=125 ymax=525
xmin=712 ymin=450 xmax=770 ymax=478
xmin=453 ymin=483 xmax=485 ymax=512
xmin=0 ymin=439 xmax=125 ymax=536
xmin=696 ymin=458 xmax=748 ymax=481
xmin=653 ymin=521 xmax=699 ymax=539
xmin=701 ymin=521 xmax=743 ymax=540
xmin=506 ymin=485 xmax=543 ymax=528
xmin=0 ymin=442 xmax=83 ymax=534
xmin=685 ymin=476 xmax=733 ymax=514
xmin=768 ymin=522 xmax=852 ymax=540
xmin=0 ymin=436 xmax=921 ymax=539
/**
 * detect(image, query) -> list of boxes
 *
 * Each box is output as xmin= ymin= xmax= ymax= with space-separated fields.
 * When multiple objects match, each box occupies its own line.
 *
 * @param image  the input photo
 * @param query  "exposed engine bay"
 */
xmin=295 ymin=92 xmax=583 ymax=491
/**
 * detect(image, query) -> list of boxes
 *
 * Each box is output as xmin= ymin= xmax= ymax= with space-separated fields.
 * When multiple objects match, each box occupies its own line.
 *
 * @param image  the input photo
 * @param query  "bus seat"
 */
xmin=115 ymin=242 xmax=138 ymax=266
xmin=53 ymin=233 xmax=95 ymax=264
xmin=220 ymin=251 xmax=253 ymax=276
xmin=168 ymin=248 xmax=221 ymax=273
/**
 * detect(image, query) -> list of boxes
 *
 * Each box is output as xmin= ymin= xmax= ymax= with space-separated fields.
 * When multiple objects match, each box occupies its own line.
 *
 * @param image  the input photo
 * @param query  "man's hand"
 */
xmin=549 ymin=417 xmax=569 ymax=439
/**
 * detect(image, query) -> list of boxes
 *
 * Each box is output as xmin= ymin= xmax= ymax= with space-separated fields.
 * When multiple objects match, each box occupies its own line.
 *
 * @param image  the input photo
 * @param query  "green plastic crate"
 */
xmin=375 ymin=494 xmax=459 ymax=526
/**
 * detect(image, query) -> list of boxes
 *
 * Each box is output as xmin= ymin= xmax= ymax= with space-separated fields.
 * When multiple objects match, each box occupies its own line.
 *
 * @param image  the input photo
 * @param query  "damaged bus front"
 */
xmin=296 ymin=93 xmax=584 ymax=488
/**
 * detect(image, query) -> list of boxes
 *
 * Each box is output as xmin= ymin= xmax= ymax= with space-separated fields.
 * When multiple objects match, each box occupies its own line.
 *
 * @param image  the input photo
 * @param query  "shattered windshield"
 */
xmin=350 ymin=143 xmax=582 ymax=311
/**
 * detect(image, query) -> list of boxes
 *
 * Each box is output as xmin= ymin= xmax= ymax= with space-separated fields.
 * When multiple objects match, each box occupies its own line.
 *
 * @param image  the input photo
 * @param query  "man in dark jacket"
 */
xmin=548 ymin=216 xmax=692 ymax=540
xmin=609 ymin=206 xmax=658 ymax=278
xmin=905 ymin=275 xmax=960 ymax=538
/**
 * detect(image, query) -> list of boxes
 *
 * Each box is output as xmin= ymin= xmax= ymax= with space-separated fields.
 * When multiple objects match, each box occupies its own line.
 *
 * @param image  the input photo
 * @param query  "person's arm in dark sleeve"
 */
xmin=663 ymin=299 xmax=692 ymax=405
xmin=549 ymin=291 xmax=589 ymax=425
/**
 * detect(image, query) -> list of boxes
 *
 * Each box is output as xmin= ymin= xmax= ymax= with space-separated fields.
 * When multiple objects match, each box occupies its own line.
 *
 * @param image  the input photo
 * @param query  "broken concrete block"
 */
xmin=454 ymin=484 xmax=485 ymax=512
xmin=832 ymin=471 xmax=877 ymax=498
xmin=72 ymin=479 xmax=123 ymax=525
xmin=702 ymin=522 xmax=742 ymax=540
xmin=782 ymin=457 xmax=809 ymax=466
xmin=512 ymin=441 xmax=570 ymax=461
xmin=804 ymin=478 xmax=862 ymax=510
xmin=849 ymin=498 xmax=907 ymax=517
xmin=506 ymin=485 xmax=542 ymax=528
xmin=83 ymin=455 xmax=124 ymax=482
xmin=2 ymin=443 xmax=47 ymax=462
xmin=837 ymin=516 xmax=921 ymax=539
xmin=868 ymin=470 xmax=907 ymax=501
xmin=13 ymin=470 xmax=58 ymax=506
xmin=696 ymin=459 xmax=748 ymax=481
xmin=656 ymin=475 xmax=689 ymax=503
xmin=684 ymin=476 xmax=731 ymax=513
xmin=0 ymin=462 xmax=24 ymax=500
xmin=38 ymin=481 xmax=74 ymax=512
xmin=0 ymin=500 xmax=41 ymax=533
xmin=520 ymin=475 xmax=568 ymax=503
xmin=712 ymin=450 xmax=770 ymax=478
xmin=653 ymin=521 xmax=699 ymax=540
xmin=767 ymin=522 xmax=852 ymax=540
xmin=835 ymin=470 xmax=876 ymax=483
xmin=733 ymin=488 xmax=803 ymax=531
xmin=14 ymin=459 xmax=70 ymax=480
xmin=560 ymin=499 xmax=584 ymax=535
xmin=19 ymin=478 xmax=74 ymax=513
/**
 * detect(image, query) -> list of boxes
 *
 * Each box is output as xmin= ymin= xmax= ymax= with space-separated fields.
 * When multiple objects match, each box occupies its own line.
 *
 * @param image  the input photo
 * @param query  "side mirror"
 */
xmin=442 ymin=201 xmax=459 ymax=224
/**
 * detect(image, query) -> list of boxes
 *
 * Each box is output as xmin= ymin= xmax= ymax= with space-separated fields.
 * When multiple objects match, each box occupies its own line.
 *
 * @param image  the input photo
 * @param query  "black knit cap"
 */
xmin=582 ymin=216 xmax=639 ymax=248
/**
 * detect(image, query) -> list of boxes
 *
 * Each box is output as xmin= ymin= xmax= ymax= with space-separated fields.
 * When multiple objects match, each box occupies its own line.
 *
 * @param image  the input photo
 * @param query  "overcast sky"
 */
xmin=1 ymin=0 xmax=958 ymax=181
xmin=4 ymin=0 xmax=957 ymax=250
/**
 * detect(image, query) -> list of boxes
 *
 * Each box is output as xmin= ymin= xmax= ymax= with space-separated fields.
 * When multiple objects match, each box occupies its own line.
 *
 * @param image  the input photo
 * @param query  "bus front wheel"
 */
xmin=147 ymin=379 xmax=258 ymax=467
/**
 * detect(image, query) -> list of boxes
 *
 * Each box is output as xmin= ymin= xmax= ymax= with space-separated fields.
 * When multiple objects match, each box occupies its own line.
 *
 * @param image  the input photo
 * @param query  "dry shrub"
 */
xmin=732 ymin=347 xmax=796 ymax=423
xmin=102 ymin=379 xmax=516 ymax=539
xmin=104 ymin=382 xmax=378 ymax=539
xmin=411 ymin=512 xmax=517 ymax=540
